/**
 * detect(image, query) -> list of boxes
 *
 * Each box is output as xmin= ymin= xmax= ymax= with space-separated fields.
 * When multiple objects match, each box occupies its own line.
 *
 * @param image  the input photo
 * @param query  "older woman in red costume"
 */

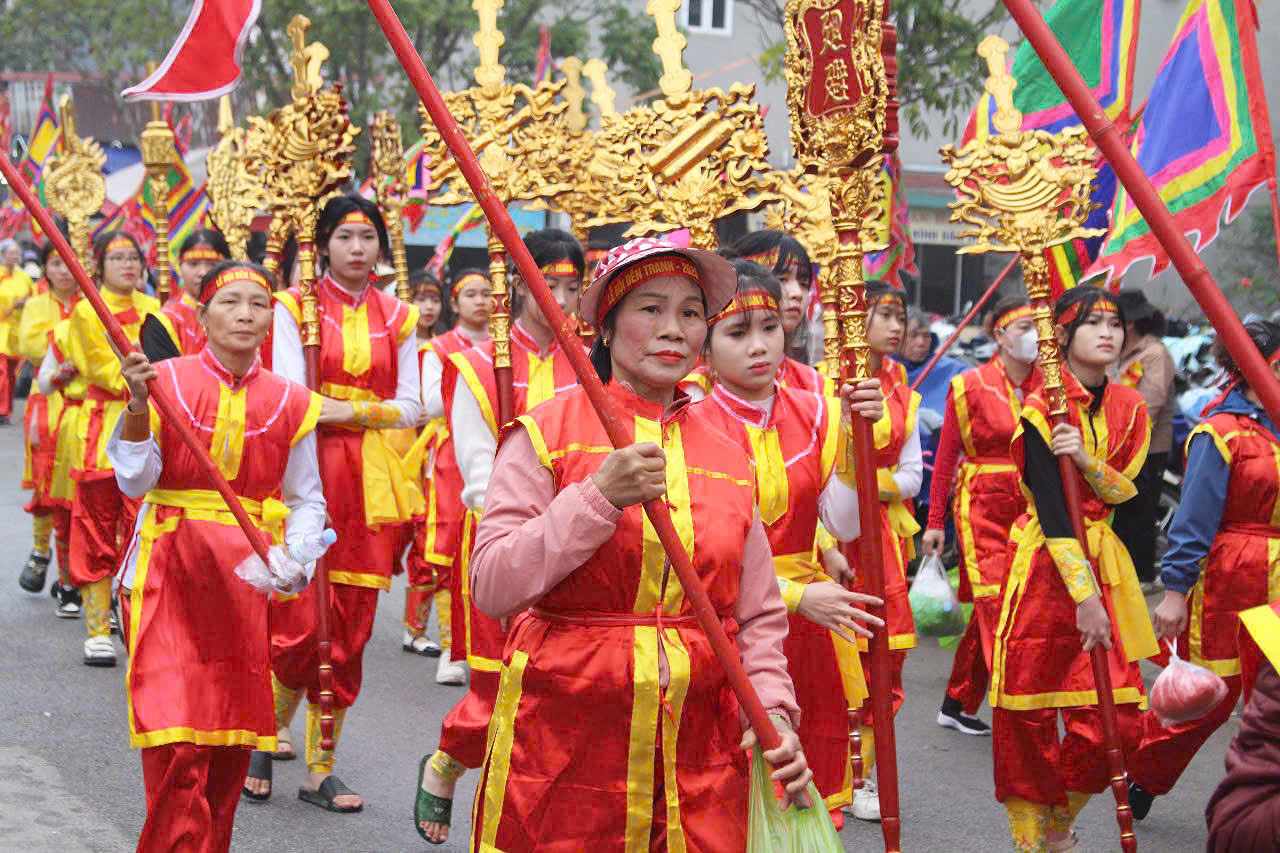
xmin=989 ymin=287 xmax=1156 ymax=852
xmin=108 ymin=261 xmax=328 ymax=853
xmin=460 ymin=237 xmax=809 ymax=851
xmin=162 ymin=229 xmax=232 ymax=355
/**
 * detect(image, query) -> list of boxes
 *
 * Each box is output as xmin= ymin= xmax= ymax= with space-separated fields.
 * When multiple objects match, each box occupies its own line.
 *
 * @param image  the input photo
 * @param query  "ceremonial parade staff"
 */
xmin=989 ymin=287 xmax=1156 ymax=851
xmin=257 ymin=194 xmax=421 ymax=813
xmin=164 ymin=229 xmax=233 ymax=354
xmin=922 ymin=297 xmax=1042 ymax=737
xmin=416 ymin=229 xmax=583 ymax=845
xmin=698 ymin=258 xmax=885 ymax=824
xmin=107 ymin=261 xmax=328 ymax=853
xmin=1127 ymin=320 xmax=1280 ymax=818
xmin=16 ymin=240 xmax=80 ymax=597
xmin=66 ymin=231 xmax=172 ymax=667
xmin=0 ymin=239 xmax=34 ymax=425
xmin=462 ymin=237 xmax=809 ymax=850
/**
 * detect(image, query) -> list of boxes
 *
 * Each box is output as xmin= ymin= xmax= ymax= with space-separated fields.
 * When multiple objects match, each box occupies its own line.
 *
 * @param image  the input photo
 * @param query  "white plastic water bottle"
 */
xmin=291 ymin=528 xmax=337 ymax=565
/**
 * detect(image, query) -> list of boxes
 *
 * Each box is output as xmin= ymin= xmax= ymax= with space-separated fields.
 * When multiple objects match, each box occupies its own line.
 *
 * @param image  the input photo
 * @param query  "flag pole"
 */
xmin=363 ymin=0 xmax=784 ymax=754
xmin=910 ymin=255 xmax=1017 ymax=393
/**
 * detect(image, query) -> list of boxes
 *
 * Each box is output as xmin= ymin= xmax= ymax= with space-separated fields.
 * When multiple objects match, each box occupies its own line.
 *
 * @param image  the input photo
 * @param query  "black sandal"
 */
xmin=241 ymin=750 xmax=272 ymax=802
xmin=415 ymin=755 xmax=452 ymax=844
xmin=299 ymin=775 xmax=363 ymax=813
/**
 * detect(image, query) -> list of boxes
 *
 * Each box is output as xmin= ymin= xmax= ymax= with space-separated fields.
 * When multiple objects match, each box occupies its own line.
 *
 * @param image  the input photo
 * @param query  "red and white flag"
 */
xmin=121 ymin=0 xmax=261 ymax=102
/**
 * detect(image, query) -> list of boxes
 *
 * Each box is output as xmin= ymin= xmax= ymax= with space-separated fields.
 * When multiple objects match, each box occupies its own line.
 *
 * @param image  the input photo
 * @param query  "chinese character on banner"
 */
xmin=820 ymin=9 xmax=845 ymax=52
xmin=825 ymin=59 xmax=850 ymax=103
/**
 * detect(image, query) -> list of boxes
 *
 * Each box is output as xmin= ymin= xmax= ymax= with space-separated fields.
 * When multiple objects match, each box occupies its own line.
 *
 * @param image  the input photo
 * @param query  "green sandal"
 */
xmin=415 ymin=754 xmax=453 ymax=845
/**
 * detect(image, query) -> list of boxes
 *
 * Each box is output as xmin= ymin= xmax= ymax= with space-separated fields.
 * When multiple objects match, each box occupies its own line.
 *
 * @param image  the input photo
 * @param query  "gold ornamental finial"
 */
xmin=560 ymin=57 xmax=588 ymax=133
xmin=582 ymin=59 xmax=617 ymax=116
xmin=218 ymin=95 xmax=235 ymax=136
xmin=647 ymin=0 xmax=692 ymax=100
xmin=473 ymin=0 xmax=507 ymax=95
xmin=44 ymin=95 xmax=106 ymax=270
xmin=978 ymin=36 xmax=1020 ymax=135
xmin=288 ymin=15 xmax=328 ymax=99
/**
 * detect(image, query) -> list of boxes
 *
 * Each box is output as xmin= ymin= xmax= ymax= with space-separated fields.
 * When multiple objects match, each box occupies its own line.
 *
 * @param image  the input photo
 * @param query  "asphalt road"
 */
xmin=0 ymin=398 xmax=1231 ymax=852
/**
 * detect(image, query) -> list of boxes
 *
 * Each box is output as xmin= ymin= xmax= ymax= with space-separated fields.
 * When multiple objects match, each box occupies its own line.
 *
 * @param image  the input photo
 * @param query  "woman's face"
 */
xmin=452 ymin=278 xmax=493 ymax=330
xmin=518 ymin=271 xmax=581 ymax=335
xmin=994 ymin=316 xmax=1037 ymax=365
xmin=1064 ymin=307 xmax=1124 ymax=369
xmin=902 ymin=319 xmax=932 ymax=362
xmin=325 ymin=220 xmax=380 ymax=285
xmin=198 ymin=280 xmax=274 ymax=356
xmin=778 ymin=263 xmax=808 ymax=335
xmin=867 ymin=297 xmax=906 ymax=356
xmin=706 ymin=306 xmax=785 ymax=400
xmin=101 ymin=244 xmax=143 ymax=294
xmin=609 ymin=276 xmax=707 ymax=397
xmin=415 ymin=287 xmax=442 ymax=335
xmin=45 ymin=254 xmax=76 ymax=297
xmin=179 ymin=252 xmax=221 ymax=299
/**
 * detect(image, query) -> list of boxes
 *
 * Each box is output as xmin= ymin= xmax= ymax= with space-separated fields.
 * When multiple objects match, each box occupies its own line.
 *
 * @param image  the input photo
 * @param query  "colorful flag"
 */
xmin=534 ymin=25 xmax=553 ymax=85
xmin=122 ymin=0 xmax=261 ymax=102
xmin=95 ymin=153 xmax=210 ymax=267
xmin=863 ymin=154 xmax=918 ymax=285
xmin=964 ymin=0 xmax=1142 ymax=141
xmin=426 ymin=204 xmax=486 ymax=278
xmin=1088 ymin=0 xmax=1276 ymax=284
xmin=3 ymin=75 xmax=61 ymax=237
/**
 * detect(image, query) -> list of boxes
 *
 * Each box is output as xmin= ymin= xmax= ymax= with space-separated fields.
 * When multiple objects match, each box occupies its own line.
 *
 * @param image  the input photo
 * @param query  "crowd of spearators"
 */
xmin=3 ymin=200 xmax=1279 ymax=852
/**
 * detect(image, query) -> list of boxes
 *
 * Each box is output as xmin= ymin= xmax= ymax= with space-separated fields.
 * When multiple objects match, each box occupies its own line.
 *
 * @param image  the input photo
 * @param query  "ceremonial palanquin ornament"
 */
xmin=41 ymin=96 xmax=106 ymax=271
xmin=939 ymin=35 xmax=1136 ymax=852
xmin=138 ymin=64 xmax=179 ymax=301
xmin=783 ymin=1 xmax=902 ymax=849
xmin=205 ymin=96 xmax=267 ymax=260
xmin=369 ymin=111 xmax=412 ymax=303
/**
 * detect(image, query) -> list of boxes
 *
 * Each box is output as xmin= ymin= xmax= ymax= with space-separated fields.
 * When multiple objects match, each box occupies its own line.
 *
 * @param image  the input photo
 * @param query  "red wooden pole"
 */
xmin=0 ymin=152 xmax=270 ymax=565
xmin=1001 ymin=0 xmax=1280 ymax=427
xmin=911 ymin=255 xmax=1017 ymax=392
xmin=364 ymin=0 xmax=783 ymax=753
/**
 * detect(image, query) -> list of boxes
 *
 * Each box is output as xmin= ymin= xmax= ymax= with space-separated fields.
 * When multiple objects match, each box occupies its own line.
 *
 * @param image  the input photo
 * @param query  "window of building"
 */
xmin=682 ymin=0 xmax=733 ymax=35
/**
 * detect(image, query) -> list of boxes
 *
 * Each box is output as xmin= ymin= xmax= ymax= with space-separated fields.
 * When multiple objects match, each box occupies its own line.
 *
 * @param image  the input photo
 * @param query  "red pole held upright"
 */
xmin=911 ymin=255 xmax=1017 ymax=393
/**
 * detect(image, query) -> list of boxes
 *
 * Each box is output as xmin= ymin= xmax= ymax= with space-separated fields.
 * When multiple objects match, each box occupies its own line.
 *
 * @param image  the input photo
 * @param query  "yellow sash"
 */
xmin=144 ymin=487 xmax=290 ymax=542
xmin=747 ymin=425 xmax=789 ymax=526
xmin=359 ymin=428 xmax=426 ymax=527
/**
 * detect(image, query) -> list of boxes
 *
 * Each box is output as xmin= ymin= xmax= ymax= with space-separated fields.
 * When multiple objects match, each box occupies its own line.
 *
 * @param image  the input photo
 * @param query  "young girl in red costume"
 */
xmin=108 ymin=261 xmax=329 ymax=853
xmin=251 ymin=194 xmax=422 ymax=812
xmin=162 ymin=229 xmax=231 ymax=354
xmin=922 ymin=297 xmax=1041 ymax=737
xmin=698 ymin=258 xmax=885 ymax=826
xmin=989 ymin=287 xmax=1156 ymax=851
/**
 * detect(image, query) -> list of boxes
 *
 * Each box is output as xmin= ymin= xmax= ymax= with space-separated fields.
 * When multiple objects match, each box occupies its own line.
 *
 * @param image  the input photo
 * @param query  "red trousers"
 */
xmin=993 ymin=704 xmax=1143 ymax=805
xmin=0 ymin=354 xmax=16 ymax=418
xmin=270 ymin=581 xmax=379 ymax=707
xmin=51 ymin=505 xmax=73 ymax=586
xmin=69 ymin=475 xmax=139 ymax=586
xmin=138 ymin=743 xmax=250 ymax=853
xmin=1130 ymin=674 xmax=1242 ymax=795
xmin=944 ymin=597 xmax=1000 ymax=714
xmin=438 ymin=668 xmax=500 ymax=768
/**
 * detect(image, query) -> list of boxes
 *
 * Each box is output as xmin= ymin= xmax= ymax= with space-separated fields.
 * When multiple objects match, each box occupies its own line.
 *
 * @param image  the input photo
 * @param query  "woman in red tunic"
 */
xmin=163 ymin=229 xmax=232 ymax=355
xmin=697 ymin=258 xmax=885 ymax=826
xmin=107 ymin=261 xmax=327 ymax=853
xmin=989 ymin=287 xmax=1156 ymax=851
xmin=922 ymin=297 xmax=1041 ymax=736
xmin=459 ymin=236 xmax=809 ymax=851
xmin=416 ymin=229 xmax=586 ymax=845
xmin=257 ymin=194 xmax=421 ymax=811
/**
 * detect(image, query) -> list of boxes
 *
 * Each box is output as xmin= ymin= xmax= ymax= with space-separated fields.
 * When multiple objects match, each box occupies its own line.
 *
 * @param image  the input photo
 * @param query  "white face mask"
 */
xmin=1006 ymin=328 xmax=1040 ymax=364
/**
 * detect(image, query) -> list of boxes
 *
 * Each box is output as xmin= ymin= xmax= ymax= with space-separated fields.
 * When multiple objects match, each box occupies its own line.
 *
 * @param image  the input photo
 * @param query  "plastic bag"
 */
xmin=909 ymin=554 xmax=966 ymax=637
xmin=1149 ymin=639 xmax=1230 ymax=727
xmin=746 ymin=747 xmax=842 ymax=852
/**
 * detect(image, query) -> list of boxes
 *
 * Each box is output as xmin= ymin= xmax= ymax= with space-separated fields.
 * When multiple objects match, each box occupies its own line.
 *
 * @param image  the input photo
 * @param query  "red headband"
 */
xmin=542 ymin=259 xmax=579 ymax=278
xmin=599 ymin=255 xmax=699 ymax=320
xmin=743 ymin=248 xmax=780 ymax=270
xmin=709 ymin=290 xmax=780 ymax=326
xmin=340 ymin=210 xmax=375 ymax=228
xmin=995 ymin=305 xmax=1035 ymax=331
xmin=180 ymin=247 xmax=224 ymax=264
xmin=104 ymin=236 xmax=136 ymax=255
xmin=198 ymin=267 xmax=273 ymax=304
xmin=451 ymin=272 xmax=489 ymax=298
xmin=1057 ymin=296 xmax=1118 ymax=328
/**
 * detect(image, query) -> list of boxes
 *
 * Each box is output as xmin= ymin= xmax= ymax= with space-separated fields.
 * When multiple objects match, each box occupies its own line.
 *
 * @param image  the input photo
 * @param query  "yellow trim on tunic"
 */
xmin=326 ymin=570 xmax=392 ymax=591
xmin=746 ymin=424 xmax=789 ymax=526
xmin=274 ymin=291 xmax=302 ymax=325
xmin=524 ymin=350 xmax=556 ymax=408
xmin=292 ymin=393 xmax=324 ymax=447
xmin=451 ymin=351 xmax=499 ymax=437
xmin=659 ymin=628 xmax=691 ymax=853
xmin=624 ymin=625 xmax=662 ymax=852
xmin=1240 ymin=603 xmax=1280 ymax=673
xmin=633 ymin=418 xmax=693 ymax=615
xmin=478 ymin=649 xmax=530 ymax=850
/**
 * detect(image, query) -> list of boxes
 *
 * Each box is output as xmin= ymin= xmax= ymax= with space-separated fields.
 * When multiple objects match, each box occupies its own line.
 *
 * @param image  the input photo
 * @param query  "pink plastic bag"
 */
xmin=1149 ymin=640 xmax=1229 ymax=727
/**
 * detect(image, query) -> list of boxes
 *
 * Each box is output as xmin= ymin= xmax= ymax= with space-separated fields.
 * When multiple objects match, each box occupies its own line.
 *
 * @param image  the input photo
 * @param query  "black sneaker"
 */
xmin=18 ymin=552 xmax=50 ymax=593
xmin=937 ymin=699 xmax=992 ymax=736
xmin=1128 ymin=780 xmax=1156 ymax=821
xmin=53 ymin=584 xmax=82 ymax=619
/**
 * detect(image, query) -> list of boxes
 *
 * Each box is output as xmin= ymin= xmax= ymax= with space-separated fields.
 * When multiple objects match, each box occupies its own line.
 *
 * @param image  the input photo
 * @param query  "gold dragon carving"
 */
xmin=205 ymin=96 xmax=267 ymax=260
xmin=42 ymin=95 xmax=106 ymax=271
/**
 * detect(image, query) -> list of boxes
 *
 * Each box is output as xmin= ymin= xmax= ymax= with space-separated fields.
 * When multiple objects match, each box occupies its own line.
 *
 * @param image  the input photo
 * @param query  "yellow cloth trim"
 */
xmin=819 ymin=397 xmax=841 ymax=485
xmin=451 ymin=351 xmax=499 ymax=437
xmin=130 ymin=725 xmax=275 ymax=751
xmin=1045 ymin=537 xmax=1099 ymax=604
xmin=397 ymin=303 xmax=420 ymax=345
xmin=877 ymin=467 xmax=900 ymax=501
xmin=1187 ymin=421 xmax=1233 ymax=466
xmin=525 ymin=351 xmax=556 ymax=409
xmin=304 ymin=704 xmax=347 ymax=774
xmin=634 ymin=418 xmax=693 ymax=615
xmin=428 ymin=749 xmax=467 ymax=783
xmin=292 ymin=392 xmax=324 ymax=447
xmin=625 ymin=626 xmax=661 ymax=852
xmin=951 ymin=374 xmax=978 ymax=459
xmin=274 ymin=291 xmax=302 ymax=325
xmin=359 ymin=427 xmax=425 ymax=527
xmin=1006 ymin=798 xmax=1052 ymax=852
xmin=993 ymin=685 xmax=1147 ymax=711
xmin=814 ymin=523 xmax=837 ymax=554
xmin=144 ymin=487 xmax=289 ymax=542
xmin=659 ymin=628 xmax=691 ymax=853
xmin=684 ymin=465 xmax=752 ymax=487
xmin=953 ymin=462 xmax=1016 ymax=598
xmin=746 ymin=424 xmax=789 ymax=526
xmin=515 ymin=414 xmax=552 ymax=471
xmin=207 ymin=382 xmax=248 ymax=481
xmin=340 ymin=301 xmax=372 ymax=377
xmin=479 ymin=649 xmax=529 ymax=851
xmin=1240 ymin=604 xmax=1280 ymax=673
xmin=1119 ymin=401 xmax=1152 ymax=482
xmin=327 ymin=570 xmax=392 ymax=591
xmin=777 ymin=577 xmax=806 ymax=613
xmin=1082 ymin=458 xmax=1138 ymax=505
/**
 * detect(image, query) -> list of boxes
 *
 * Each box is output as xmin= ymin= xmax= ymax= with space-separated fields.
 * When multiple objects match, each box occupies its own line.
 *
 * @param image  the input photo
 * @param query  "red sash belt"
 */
xmin=531 ymin=608 xmax=703 ymax=628
xmin=86 ymin=385 xmax=129 ymax=403
xmin=963 ymin=455 xmax=1016 ymax=467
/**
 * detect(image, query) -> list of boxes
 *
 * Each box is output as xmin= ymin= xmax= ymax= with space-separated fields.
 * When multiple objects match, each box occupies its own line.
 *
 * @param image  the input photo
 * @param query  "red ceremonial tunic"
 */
xmin=471 ymin=383 xmax=761 ymax=852
xmin=697 ymin=382 xmax=866 ymax=810
xmin=991 ymin=375 xmax=1156 ymax=712
xmin=1181 ymin=413 xmax=1280 ymax=679
xmin=122 ymin=349 xmax=321 ymax=750
xmin=162 ymin=292 xmax=207 ymax=355
xmin=443 ymin=322 xmax=583 ymax=669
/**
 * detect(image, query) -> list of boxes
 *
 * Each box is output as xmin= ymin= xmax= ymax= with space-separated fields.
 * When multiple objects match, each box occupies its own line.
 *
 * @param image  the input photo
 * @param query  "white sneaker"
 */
xmin=435 ymin=648 xmax=467 ymax=685
xmin=83 ymin=636 xmax=116 ymax=668
xmin=851 ymin=779 xmax=881 ymax=822
xmin=403 ymin=629 xmax=442 ymax=657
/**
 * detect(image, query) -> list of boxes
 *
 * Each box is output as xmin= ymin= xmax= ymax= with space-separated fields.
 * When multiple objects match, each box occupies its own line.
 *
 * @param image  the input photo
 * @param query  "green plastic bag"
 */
xmin=746 ymin=747 xmax=843 ymax=852
xmin=909 ymin=554 xmax=966 ymax=637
